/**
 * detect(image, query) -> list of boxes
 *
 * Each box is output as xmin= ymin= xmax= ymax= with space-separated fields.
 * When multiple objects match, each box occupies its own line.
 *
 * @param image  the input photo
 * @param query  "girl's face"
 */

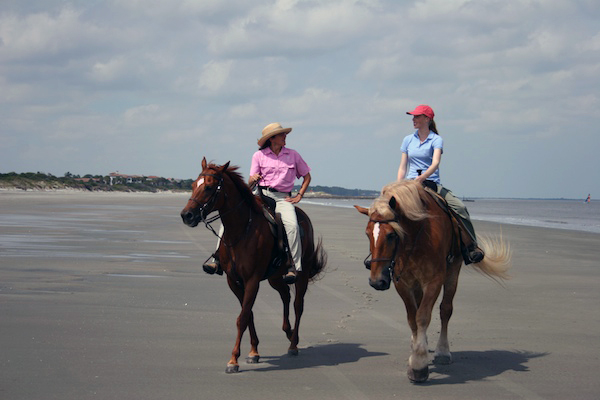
xmin=412 ymin=114 xmax=430 ymax=130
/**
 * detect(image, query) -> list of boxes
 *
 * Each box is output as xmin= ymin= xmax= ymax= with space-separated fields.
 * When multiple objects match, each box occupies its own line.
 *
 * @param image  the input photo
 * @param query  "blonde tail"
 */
xmin=471 ymin=234 xmax=512 ymax=283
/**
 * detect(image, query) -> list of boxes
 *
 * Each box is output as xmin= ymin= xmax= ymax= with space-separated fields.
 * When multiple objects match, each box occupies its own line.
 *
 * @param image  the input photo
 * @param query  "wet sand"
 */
xmin=1 ymin=191 xmax=599 ymax=400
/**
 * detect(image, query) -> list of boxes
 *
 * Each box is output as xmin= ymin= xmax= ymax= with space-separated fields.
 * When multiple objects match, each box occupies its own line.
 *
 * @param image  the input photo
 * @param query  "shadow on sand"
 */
xmin=249 ymin=342 xmax=387 ymax=372
xmin=423 ymin=349 xmax=549 ymax=385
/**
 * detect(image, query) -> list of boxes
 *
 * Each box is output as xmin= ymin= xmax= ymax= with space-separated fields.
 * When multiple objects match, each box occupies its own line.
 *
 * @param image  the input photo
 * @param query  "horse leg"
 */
xmin=407 ymin=281 xmax=443 ymax=383
xmin=226 ymin=277 xmax=260 ymax=373
xmin=288 ymin=273 xmax=309 ymax=356
xmin=434 ymin=265 xmax=460 ymax=365
xmin=268 ymin=276 xmax=293 ymax=340
xmin=395 ymin=283 xmax=419 ymax=349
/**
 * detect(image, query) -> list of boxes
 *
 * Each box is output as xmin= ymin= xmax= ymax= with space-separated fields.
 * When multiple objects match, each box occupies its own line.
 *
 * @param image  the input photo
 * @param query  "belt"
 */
xmin=259 ymin=186 xmax=291 ymax=196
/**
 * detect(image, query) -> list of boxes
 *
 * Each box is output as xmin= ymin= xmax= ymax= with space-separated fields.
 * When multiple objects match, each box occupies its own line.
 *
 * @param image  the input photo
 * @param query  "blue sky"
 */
xmin=1 ymin=0 xmax=599 ymax=198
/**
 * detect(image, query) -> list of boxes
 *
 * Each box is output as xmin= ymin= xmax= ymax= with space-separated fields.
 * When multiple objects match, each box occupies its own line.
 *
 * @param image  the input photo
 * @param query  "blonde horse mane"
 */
xmin=369 ymin=180 xmax=429 ymax=239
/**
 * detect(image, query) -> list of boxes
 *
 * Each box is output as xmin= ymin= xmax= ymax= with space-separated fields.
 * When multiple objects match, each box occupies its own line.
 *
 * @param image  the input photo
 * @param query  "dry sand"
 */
xmin=1 ymin=191 xmax=599 ymax=400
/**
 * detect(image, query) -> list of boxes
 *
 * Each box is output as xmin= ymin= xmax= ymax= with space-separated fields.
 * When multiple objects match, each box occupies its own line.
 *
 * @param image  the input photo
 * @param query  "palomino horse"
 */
xmin=355 ymin=180 xmax=510 ymax=383
xmin=180 ymin=158 xmax=326 ymax=373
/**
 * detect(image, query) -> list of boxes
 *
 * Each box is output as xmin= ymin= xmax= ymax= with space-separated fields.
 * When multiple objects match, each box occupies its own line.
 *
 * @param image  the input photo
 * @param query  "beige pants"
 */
xmin=214 ymin=189 xmax=302 ymax=271
xmin=261 ymin=190 xmax=302 ymax=272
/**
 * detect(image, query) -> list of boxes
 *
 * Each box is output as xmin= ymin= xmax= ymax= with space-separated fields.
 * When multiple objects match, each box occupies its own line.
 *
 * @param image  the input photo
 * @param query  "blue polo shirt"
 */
xmin=400 ymin=131 xmax=444 ymax=184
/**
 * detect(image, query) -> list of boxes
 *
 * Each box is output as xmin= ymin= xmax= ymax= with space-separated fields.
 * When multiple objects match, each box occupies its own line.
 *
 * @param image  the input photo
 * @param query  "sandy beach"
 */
xmin=1 ymin=191 xmax=599 ymax=400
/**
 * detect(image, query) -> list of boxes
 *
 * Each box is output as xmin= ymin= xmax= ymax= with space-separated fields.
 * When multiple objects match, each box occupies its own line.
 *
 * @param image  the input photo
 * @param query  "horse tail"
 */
xmin=470 ymin=234 xmax=512 ymax=283
xmin=308 ymin=237 xmax=327 ymax=282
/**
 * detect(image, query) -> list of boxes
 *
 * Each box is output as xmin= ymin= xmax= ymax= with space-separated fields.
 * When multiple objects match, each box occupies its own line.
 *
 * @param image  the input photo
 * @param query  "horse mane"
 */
xmin=369 ymin=180 xmax=429 ymax=238
xmin=209 ymin=163 xmax=263 ymax=214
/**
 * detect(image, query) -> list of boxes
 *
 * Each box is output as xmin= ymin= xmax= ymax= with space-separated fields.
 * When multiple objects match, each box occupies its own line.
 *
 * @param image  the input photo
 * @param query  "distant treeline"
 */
xmin=0 ymin=172 xmax=192 ymax=192
xmin=298 ymin=185 xmax=379 ymax=198
xmin=0 ymin=172 xmax=378 ymax=197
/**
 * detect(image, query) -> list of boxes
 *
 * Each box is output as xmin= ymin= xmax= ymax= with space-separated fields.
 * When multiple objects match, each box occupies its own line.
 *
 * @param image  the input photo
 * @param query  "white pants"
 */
xmin=214 ymin=189 xmax=302 ymax=271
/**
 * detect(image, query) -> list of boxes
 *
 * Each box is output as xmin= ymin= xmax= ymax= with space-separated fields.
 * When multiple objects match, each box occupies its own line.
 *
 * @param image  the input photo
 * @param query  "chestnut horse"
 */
xmin=180 ymin=158 xmax=326 ymax=373
xmin=355 ymin=180 xmax=510 ymax=383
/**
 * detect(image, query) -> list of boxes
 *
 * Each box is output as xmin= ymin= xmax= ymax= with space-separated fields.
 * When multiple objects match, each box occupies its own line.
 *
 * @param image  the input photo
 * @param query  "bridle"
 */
xmin=188 ymin=171 xmax=251 ymax=241
xmin=188 ymin=172 xmax=224 ymax=226
xmin=364 ymin=218 xmax=399 ymax=270
xmin=364 ymin=217 xmax=426 ymax=282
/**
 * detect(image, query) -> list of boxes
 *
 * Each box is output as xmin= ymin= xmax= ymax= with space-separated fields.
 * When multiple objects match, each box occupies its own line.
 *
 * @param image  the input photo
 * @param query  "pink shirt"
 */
xmin=250 ymin=147 xmax=311 ymax=192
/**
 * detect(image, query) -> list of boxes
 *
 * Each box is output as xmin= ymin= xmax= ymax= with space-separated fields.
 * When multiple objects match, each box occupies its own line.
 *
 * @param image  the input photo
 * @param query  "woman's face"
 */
xmin=412 ymin=114 xmax=430 ymax=130
xmin=270 ymin=132 xmax=287 ymax=147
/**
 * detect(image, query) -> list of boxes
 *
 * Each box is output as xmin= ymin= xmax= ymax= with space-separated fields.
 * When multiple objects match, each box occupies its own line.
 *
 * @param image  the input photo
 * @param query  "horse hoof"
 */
xmin=288 ymin=348 xmax=299 ymax=356
xmin=434 ymin=354 xmax=452 ymax=365
xmin=225 ymin=364 xmax=240 ymax=374
xmin=246 ymin=355 xmax=260 ymax=364
xmin=408 ymin=366 xmax=429 ymax=383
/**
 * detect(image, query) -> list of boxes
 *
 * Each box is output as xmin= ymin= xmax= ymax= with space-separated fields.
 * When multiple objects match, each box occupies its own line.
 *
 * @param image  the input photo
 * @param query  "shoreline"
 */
xmin=1 ymin=190 xmax=597 ymax=235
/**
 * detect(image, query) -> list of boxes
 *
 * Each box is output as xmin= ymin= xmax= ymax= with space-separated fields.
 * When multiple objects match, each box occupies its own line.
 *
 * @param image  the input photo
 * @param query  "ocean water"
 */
xmin=303 ymin=197 xmax=600 ymax=234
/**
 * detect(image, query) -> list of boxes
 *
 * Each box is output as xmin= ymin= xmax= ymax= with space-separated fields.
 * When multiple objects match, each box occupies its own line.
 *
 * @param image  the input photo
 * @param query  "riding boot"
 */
xmin=457 ymin=218 xmax=484 ymax=265
xmin=203 ymin=252 xmax=223 ymax=275
xmin=282 ymin=254 xmax=297 ymax=284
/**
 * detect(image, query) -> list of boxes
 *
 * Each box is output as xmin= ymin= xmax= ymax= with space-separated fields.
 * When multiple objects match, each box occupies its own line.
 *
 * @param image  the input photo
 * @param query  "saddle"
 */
xmin=257 ymin=193 xmax=304 ymax=279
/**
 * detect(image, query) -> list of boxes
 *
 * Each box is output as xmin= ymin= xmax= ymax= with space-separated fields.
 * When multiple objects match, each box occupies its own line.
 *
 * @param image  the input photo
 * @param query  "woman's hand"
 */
xmin=414 ymin=174 xmax=426 ymax=183
xmin=286 ymin=194 xmax=303 ymax=204
xmin=248 ymin=174 xmax=262 ymax=187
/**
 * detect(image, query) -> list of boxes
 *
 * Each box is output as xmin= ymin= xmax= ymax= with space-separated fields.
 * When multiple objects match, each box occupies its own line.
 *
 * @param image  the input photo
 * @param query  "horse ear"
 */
xmin=219 ymin=161 xmax=230 ymax=172
xmin=354 ymin=205 xmax=369 ymax=216
xmin=388 ymin=196 xmax=397 ymax=210
xmin=201 ymin=157 xmax=207 ymax=169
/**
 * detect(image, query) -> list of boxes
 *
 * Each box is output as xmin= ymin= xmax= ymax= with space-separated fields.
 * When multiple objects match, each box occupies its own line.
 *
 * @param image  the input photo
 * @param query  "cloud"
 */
xmin=0 ymin=0 xmax=599 ymax=197
xmin=206 ymin=0 xmax=382 ymax=57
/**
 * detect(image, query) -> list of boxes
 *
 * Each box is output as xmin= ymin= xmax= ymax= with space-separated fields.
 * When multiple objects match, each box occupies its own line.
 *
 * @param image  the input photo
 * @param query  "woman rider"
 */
xmin=397 ymin=104 xmax=484 ymax=264
xmin=203 ymin=122 xmax=311 ymax=284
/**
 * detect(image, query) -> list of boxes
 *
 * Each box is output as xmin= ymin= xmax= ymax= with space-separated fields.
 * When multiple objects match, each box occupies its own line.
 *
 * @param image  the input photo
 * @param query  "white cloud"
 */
xmin=207 ymin=0 xmax=382 ymax=57
xmin=0 ymin=0 xmax=599 ymax=197
xmin=198 ymin=60 xmax=234 ymax=92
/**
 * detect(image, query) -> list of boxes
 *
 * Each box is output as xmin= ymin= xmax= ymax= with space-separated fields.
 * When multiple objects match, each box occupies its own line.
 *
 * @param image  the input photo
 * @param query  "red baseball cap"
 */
xmin=407 ymin=104 xmax=434 ymax=119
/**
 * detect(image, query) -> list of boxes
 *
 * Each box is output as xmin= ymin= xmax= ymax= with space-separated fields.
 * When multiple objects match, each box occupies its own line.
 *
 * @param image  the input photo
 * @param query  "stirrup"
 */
xmin=283 ymin=270 xmax=297 ymax=285
xmin=202 ymin=254 xmax=223 ymax=275
xmin=464 ymin=246 xmax=484 ymax=265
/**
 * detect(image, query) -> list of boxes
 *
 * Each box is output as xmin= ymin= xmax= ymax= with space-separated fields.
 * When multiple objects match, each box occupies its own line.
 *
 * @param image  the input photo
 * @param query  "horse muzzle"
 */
xmin=180 ymin=209 xmax=201 ymax=227
xmin=368 ymin=265 xmax=392 ymax=291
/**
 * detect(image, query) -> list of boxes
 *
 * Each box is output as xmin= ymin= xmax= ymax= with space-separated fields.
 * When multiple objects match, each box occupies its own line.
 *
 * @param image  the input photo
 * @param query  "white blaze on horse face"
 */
xmin=197 ymin=178 xmax=204 ymax=188
xmin=373 ymin=222 xmax=381 ymax=245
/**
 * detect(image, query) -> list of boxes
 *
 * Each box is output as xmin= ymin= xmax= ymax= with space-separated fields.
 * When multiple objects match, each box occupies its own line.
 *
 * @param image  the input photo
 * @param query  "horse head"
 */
xmin=356 ymin=181 xmax=429 ymax=291
xmin=355 ymin=196 xmax=400 ymax=291
xmin=181 ymin=157 xmax=230 ymax=227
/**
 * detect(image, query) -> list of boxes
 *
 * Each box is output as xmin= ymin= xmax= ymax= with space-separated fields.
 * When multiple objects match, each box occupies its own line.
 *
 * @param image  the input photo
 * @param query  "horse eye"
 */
xmin=386 ymin=232 xmax=397 ymax=240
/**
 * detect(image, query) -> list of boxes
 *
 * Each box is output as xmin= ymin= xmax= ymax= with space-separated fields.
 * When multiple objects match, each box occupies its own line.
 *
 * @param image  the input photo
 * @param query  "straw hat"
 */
xmin=257 ymin=122 xmax=292 ymax=147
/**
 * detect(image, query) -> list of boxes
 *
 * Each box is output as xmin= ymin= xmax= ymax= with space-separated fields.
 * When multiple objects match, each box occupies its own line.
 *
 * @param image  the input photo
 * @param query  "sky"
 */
xmin=1 ymin=0 xmax=599 ymax=199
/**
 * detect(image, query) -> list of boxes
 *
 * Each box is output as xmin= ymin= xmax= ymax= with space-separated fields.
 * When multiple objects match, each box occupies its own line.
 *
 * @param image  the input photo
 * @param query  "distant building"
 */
xmin=108 ymin=172 xmax=163 ymax=185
